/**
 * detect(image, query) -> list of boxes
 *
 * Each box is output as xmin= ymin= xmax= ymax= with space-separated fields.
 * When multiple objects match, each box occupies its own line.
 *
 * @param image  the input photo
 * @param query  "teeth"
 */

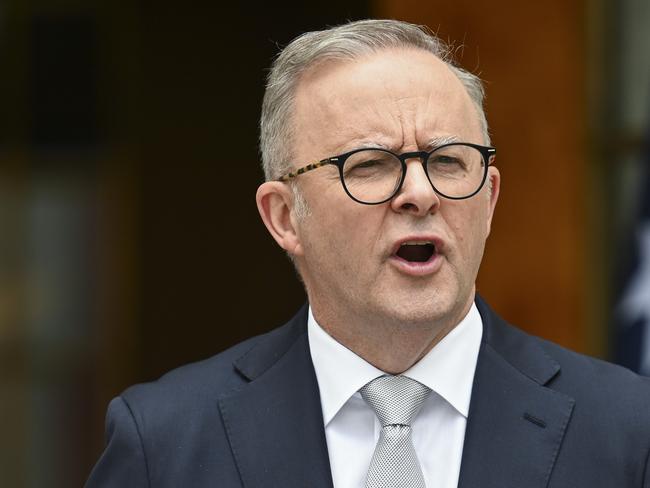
xmin=402 ymin=241 xmax=433 ymax=246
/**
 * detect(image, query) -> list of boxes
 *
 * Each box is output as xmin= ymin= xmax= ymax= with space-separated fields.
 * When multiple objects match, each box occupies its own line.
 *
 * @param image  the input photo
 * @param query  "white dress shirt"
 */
xmin=307 ymin=304 xmax=483 ymax=488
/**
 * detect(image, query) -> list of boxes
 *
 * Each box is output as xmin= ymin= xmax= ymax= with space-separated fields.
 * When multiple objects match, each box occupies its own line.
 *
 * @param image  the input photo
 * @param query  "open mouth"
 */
xmin=395 ymin=242 xmax=436 ymax=263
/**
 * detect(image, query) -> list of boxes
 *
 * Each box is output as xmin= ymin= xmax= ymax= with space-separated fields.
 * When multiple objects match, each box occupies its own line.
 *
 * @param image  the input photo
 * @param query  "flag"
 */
xmin=615 ymin=124 xmax=650 ymax=375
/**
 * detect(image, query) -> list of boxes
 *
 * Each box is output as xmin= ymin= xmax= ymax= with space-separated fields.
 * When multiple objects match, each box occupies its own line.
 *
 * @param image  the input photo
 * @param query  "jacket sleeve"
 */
xmin=85 ymin=396 xmax=150 ymax=488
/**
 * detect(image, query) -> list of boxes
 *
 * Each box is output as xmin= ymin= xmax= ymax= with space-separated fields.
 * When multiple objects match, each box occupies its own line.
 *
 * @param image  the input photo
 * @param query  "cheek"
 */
xmin=333 ymin=210 xmax=378 ymax=256
xmin=313 ymin=206 xmax=385 ymax=272
xmin=302 ymin=205 xmax=362 ymax=255
xmin=445 ymin=204 xmax=490 ymax=257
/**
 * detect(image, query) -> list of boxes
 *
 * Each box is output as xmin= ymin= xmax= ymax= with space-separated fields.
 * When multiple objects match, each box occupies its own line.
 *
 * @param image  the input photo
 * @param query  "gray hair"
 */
xmin=260 ymin=19 xmax=490 ymax=182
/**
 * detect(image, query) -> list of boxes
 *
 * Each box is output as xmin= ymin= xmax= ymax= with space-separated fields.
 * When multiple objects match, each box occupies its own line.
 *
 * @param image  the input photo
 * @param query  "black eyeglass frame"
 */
xmin=277 ymin=142 xmax=496 ymax=205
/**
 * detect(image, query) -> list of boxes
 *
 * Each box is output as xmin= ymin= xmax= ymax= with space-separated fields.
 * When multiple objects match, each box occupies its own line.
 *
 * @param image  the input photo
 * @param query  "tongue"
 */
xmin=396 ymin=244 xmax=435 ymax=263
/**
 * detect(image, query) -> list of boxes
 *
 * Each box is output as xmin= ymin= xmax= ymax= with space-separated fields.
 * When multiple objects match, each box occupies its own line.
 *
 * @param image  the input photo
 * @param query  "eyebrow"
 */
xmin=334 ymin=135 xmax=461 ymax=155
xmin=424 ymin=135 xmax=461 ymax=149
xmin=336 ymin=139 xmax=392 ymax=153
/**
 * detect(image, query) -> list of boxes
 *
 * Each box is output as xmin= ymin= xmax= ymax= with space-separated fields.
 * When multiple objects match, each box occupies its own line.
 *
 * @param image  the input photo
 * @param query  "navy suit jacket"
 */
xmin=86 ymin=297 xmax=650 ymax=487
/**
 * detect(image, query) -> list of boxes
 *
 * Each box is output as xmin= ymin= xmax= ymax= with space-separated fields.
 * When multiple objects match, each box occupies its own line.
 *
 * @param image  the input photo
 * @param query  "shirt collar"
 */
xmin=307 ymin=303 xmax=483 ymax=425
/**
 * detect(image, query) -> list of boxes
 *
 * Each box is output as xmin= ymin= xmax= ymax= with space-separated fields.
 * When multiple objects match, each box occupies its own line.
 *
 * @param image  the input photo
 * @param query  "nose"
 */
xmin=390 ymin=159 xmax=440 ymax=216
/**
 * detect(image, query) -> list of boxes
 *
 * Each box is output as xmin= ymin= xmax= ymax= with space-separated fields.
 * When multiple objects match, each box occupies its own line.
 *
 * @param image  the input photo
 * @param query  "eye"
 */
xmin=427 ymin=148 xmax=470 ymax=175
xmin=429 ymin=155 xmax=464 ymax=167
xmin=352 ymin=159 xmax=384 ymax=169
xmin=343 ymin=151 xmax=399 ymax=177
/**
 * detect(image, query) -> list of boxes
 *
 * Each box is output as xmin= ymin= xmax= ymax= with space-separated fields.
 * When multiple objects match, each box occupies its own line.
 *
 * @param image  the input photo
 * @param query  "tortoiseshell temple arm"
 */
xmin=277 ymin=159 xmax=333 ymax=182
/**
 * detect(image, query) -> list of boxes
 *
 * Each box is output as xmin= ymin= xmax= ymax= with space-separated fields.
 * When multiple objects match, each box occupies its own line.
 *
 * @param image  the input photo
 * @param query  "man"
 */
xmin=86 ymin=19 xmax=650 ymax=488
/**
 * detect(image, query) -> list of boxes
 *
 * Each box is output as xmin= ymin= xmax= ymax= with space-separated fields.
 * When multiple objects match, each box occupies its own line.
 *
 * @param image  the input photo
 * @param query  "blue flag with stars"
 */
xmin=615 ymin=121 xmax=650 ymax=375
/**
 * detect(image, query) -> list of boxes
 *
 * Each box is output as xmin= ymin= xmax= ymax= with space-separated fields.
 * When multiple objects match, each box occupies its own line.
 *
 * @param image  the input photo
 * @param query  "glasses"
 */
xmin=278 ymin=142 xmax=496 ymax=205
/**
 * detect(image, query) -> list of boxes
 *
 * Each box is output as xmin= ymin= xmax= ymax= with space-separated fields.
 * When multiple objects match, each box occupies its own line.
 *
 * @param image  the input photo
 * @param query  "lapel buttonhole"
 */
xmin=523 ymin=412 xmax=547 ymax=428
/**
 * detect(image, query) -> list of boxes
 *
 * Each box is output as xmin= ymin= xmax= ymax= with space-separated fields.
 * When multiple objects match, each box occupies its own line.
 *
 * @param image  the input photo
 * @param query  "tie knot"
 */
xmin=360 ymin=375 xmax=431 ymax=427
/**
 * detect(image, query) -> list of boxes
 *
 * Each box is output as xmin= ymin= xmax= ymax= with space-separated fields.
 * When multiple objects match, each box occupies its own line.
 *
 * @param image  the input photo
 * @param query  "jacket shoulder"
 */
xmin=535 ymin=333 xmax=650 ymax=405
xmin=120 ymin=308 xmax=306 ymax=421
xmin=123 ymin=334 xmax=253 ymax=405
xmin=478 ymin=296 xmax=650 ymax=397
xmin=477 ymin=296 xmax=650 ymax=428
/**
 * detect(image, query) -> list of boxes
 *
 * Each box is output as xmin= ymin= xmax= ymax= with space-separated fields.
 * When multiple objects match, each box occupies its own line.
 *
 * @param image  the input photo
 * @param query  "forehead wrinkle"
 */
xmin=388 ymin=93 xmax=420 ymax=150
xmin=366 ymin=73 xmax=417 ymax=150
xmin=412 ymin=90 xmax=479 ymax=150
xmin=296 ymin=48 xmax=481 ymax=161
xmin=328 ymin=101 xmax=404 ymax=154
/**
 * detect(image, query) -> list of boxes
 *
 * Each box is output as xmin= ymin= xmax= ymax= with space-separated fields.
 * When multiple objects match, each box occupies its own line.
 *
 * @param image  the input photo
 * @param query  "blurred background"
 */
xmin=1 ymin=0 xmax=649 ymax=486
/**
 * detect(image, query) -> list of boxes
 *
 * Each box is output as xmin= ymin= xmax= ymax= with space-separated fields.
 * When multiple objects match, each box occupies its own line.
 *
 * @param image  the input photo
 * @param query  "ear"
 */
xmin=485 ymin=166 xmax=500 ymax=236
xmin=256 ymin=181 xmax=304 ymax=256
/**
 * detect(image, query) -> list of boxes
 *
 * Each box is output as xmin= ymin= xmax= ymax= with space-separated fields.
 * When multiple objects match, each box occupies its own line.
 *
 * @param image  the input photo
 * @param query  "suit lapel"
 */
xmin=218 ymin=298 xmax=576 ymax=488
xmin=458 ymin=298 xmax=575 ymax=488
xmin=219 ymin=306 xmax=333 ymax=488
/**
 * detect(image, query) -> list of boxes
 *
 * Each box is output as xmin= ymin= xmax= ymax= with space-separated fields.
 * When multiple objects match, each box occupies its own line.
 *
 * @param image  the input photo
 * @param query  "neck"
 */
xmin=309 ymin=298 xmax=472 ymax=374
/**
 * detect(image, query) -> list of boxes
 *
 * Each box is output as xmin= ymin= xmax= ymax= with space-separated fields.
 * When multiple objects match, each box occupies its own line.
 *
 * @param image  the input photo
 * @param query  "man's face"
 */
xmin=285 ymin=48 xmax=499 ymax=333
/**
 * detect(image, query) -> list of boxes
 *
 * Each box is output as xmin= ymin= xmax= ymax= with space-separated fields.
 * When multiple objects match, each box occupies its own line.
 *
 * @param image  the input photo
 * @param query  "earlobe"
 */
xmin=256 ymin=182 xmax=303 ymax=255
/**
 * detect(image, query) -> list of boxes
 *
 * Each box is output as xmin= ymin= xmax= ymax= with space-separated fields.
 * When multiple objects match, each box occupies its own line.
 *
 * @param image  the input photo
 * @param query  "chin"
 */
xmin=374 ymin=302 xmax=455 ymax=328
xmin=373 ymin=294 xmax=462 ymax=329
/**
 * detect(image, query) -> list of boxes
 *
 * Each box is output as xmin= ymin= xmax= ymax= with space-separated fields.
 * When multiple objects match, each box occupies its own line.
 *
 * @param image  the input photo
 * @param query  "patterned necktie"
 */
xmin=360 ymin=375 xmax=432 ymax=488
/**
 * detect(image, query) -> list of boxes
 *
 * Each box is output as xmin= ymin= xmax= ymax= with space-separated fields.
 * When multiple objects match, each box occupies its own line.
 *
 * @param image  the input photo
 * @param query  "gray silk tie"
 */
xmin=360 ymin=375 xmax=432 ymax=488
